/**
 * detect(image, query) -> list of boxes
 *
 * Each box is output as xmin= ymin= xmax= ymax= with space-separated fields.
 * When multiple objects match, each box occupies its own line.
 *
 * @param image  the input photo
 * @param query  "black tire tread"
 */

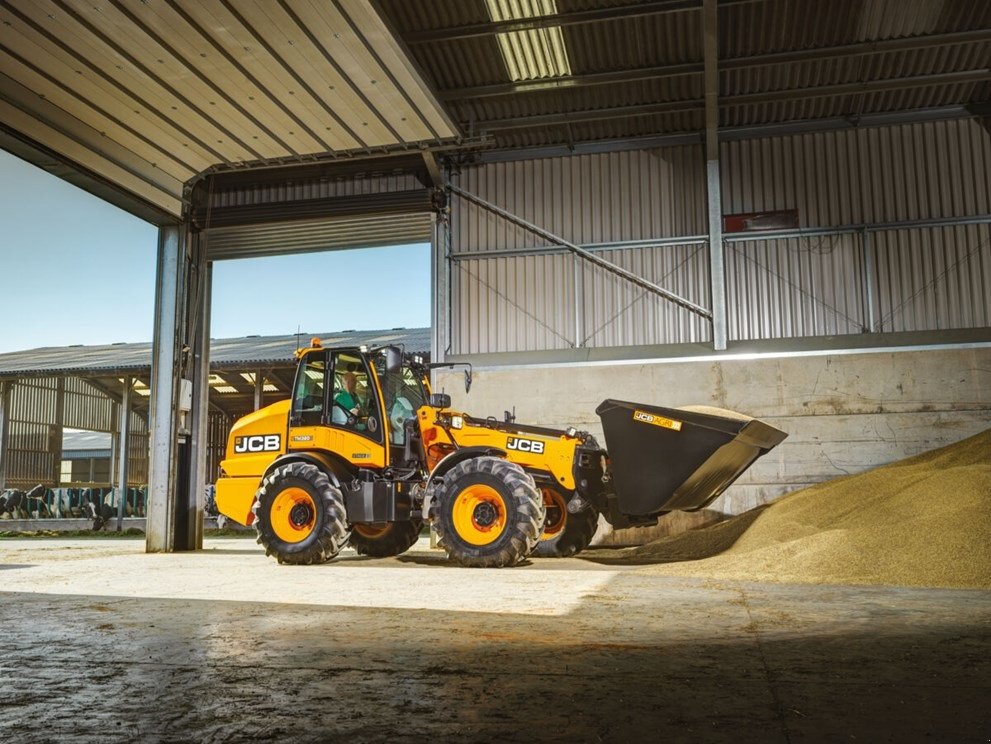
xmin=349 ymin=519 xmax=423 ymax=557
xmin=534 ymin=496 xmax=599 ymax=558
xmin=253 ymin=462 xmax=350 ymax=565
xmin=434 ymin=456 xmax=545 ymax=568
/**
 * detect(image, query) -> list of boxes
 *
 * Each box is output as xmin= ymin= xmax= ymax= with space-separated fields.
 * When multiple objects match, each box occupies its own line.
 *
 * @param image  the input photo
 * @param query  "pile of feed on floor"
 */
xmin=584 ymin=429 xmax=991 ymax=589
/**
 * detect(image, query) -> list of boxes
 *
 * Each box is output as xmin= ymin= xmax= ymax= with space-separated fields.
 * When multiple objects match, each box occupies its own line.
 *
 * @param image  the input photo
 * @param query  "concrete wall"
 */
xmin=436 ymin=345 xmax=991 ymax=543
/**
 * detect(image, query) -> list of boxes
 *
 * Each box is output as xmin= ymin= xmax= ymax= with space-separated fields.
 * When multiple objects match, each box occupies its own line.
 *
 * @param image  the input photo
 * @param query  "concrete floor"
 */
xmin=1 ymin=538 xmax=988 ymax=743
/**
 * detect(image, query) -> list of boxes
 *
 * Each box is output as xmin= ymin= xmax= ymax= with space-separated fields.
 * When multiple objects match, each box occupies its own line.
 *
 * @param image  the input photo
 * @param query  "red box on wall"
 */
xmin=723 ymin=209 xmax=800 ymax=233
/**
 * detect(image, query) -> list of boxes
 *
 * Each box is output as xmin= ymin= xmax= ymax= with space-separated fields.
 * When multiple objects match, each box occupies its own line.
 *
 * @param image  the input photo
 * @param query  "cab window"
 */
xmin=292 ymin=353 xmax=326 ymax=426
xmin=329 ymin=351 xmax=383 ymax=443
xmin=377 ymin=360 xmax=428 ymax=446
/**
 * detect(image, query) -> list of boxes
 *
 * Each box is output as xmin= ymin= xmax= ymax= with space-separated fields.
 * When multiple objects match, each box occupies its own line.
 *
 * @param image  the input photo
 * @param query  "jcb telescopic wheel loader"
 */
xmin=214 ymin=341 xmax=787 ymax=568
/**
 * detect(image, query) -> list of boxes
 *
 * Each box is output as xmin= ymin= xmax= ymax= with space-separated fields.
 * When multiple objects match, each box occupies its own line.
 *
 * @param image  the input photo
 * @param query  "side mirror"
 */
xmin=429 ymin=393 xmax=451 ymax=409
xmin=464 ymin=368 xmax=472 ymax=393
xmin=384 ymin=346 xmax=402 ymax=374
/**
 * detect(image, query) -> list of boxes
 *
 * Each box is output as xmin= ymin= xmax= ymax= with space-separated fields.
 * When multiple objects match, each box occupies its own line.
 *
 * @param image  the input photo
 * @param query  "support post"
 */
xmin=704 ymin=0 xmax=727 ymax=351
xmin=861 ymin=229 xmax=880 ymax=333
xmin=183 ymin=257 xmax=211 ymax=551
xmin=51 ymin=378 xmax=66 ymax=488
xmin=0 ymin=381 xmax=11 ymax=490
xmin=431 ymin=211 xmax=449 ymax=364
xmin=254 ymin=369 xmax=264 ymax=411
xmin=573 ymin=254 xmax=584 ymax=347
xmin=146 ymin=225 xmax=184 ymax=552
xmin=116 ymin=377 xmax=131 ymax=531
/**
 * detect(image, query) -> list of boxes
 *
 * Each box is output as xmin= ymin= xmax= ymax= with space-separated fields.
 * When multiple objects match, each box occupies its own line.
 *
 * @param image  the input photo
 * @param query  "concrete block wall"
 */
xmin=437 ymin=345 xmax=991 ymax=543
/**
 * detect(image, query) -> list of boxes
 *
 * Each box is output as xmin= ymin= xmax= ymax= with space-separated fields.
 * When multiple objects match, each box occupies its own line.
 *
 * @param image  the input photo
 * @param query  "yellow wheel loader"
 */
xmin=214 ymin=341 xmax=786 ymax=567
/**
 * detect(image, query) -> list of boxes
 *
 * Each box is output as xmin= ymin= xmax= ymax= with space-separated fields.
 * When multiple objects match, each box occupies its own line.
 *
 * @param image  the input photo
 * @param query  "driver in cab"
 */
xmin=333 ymin=371 xmax=364 ymax=426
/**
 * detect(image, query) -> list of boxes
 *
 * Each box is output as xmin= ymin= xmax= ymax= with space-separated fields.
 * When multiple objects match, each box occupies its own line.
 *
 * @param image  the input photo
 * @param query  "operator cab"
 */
xmin=289 ymin=344 xmax=429 ymax=463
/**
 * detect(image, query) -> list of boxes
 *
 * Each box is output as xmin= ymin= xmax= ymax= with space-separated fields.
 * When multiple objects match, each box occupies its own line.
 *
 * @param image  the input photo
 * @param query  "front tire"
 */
xmin=434 ymin=457 xmax=545 ymax=568
xmin=349 ymin=519 xmax=423 ymax=557
xmin=253 ymin=462 xmax=350 ymax=565
xmin=534 ymin=487 xmax=599 ymax=558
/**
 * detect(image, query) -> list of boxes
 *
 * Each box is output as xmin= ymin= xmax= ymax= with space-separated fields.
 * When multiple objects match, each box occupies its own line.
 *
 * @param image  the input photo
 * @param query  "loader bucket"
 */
xmin=595 ymin=399 xmax=787 ymax=517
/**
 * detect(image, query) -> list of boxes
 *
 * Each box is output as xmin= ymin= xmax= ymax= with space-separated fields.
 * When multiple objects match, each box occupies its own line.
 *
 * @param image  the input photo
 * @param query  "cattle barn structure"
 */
xmin=0 ymin=2 xmax=989 ymax=741
xmin=0 ymin=328 xmax=429 ymax=497
xmin=1 ymin=0 xmax=987 ymax=550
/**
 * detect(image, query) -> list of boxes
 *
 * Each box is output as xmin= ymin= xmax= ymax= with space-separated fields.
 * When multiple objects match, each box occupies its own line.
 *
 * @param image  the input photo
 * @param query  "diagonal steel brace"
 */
xmin=447 ymin=184 xmax=713 ymax=321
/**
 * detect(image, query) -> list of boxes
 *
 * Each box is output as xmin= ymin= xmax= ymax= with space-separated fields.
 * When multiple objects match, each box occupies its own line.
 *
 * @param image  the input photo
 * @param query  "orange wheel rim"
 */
xmin=353 ymin=523 xmax=390 ymax=538
xmin=541 ymin=489 xmax=567 ymax=539
xmin=451 ymin=484 xmax=507 ymax=546
xmin=270 ymin=487 xmax=317 ymax=543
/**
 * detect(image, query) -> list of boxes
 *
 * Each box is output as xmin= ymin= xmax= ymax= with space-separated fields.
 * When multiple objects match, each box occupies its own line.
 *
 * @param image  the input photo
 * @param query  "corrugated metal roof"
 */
xmin=376 ymin=0 xmax=991 ymax=152
xmin=62 ymin=429 xmax=113 ymax=453
xmin=0 ymin=327 xmax=431 ymax=380
xmin=2 ymin=0 xmax=988 ymax=222
xmin=0 ymin=0 xmax=459 ymax=219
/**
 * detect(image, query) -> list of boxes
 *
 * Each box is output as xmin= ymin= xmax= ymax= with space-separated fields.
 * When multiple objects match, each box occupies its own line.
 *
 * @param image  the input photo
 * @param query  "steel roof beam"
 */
xmin=476 ymin=69 xmax=991 ymax=130
xmin=420 ymin=150 xmax=444 ymax=186
xmin=441 ymin=63 xmax=703 ymax=100
xmin=471 ymin=106 xmax=974 ymax=163
xmin=440 ymin=29 xmax=991 ymax=101
xmin=191 ymin=188 xmax=434 ymax=230
xmin=404 ymin=1 xmax=752 ymax=44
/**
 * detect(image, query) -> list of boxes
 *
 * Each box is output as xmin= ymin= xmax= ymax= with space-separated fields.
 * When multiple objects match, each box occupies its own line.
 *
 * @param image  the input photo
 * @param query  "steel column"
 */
xmin=183 ymin=256 xmax=211 ymax=551
xmin=0 ymin=381 xmax=10 ymax=490
xmin=254 ymin=369 xmax=264 ymax=411
xmin=146 ymin=225 xmax=184 ymax=552
xmin=115 ymin=377 xmax=131 ymax=531
xmin=704 ymin=0 xmax=727 ymax=350
xmin=52 ymin=378 xmax=65 ymax=487
xmin=861 ymin=230 xmax=879 ymax=333
xmin=573 ymin=255 xmax=585 ymax=347
xmin=431 ymin=208 xmax=452 ymax=363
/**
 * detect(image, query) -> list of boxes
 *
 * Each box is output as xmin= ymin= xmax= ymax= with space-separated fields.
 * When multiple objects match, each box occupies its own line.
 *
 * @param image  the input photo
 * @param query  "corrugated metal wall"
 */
xmin=5 ymin=379 xmax=60 ymax=488
xmin=726 ymin=234 xmax=868 ymax=339
xmin=452 ymin=146 xmax=707 ymax=250
xmin=208 ymin=411 xmax=232 ymax=483
xmin=3 ymin=377 xmax=149 ymax=489
xmin=447 ymin=118 xmax=991 ymax=354
xmin=203 ymin=172 xmax=433 ymax=260
xmin=872 ymin=223 xmax=991 ymax=333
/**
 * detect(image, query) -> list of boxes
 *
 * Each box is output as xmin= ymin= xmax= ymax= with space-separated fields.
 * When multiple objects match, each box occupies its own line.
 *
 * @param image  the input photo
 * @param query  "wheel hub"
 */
xmin=289 ymin=502 xmax=313 ymax=528
xmin=473 ymin=501 xmax=498 ymax=527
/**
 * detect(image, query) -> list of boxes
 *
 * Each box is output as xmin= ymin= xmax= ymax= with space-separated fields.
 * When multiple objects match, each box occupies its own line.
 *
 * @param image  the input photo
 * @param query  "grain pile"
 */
xmin=590 ymin=429 xmax=991 ymax=589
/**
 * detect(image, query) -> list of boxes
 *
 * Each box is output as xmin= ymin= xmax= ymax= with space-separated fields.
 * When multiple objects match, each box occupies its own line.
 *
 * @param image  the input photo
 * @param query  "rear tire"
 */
xmin=534 ymin=487 xmax=599 ymax=558
xmin=253 ymin=462 xmax=350 ymax=565
xmin=434 ymin=456 xmax=545 ymax=568
xmin=349 ymin=519 xmax=423 ymax=557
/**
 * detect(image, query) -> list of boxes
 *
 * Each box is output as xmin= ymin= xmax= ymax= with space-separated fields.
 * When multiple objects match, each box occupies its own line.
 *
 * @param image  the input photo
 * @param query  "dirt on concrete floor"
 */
xmin=1 ymin=538 xmax=989 ymax=743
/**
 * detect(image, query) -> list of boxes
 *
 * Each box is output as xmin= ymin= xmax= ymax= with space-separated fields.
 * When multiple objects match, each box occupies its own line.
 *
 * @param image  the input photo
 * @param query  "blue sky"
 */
xmin=0 ymin=150 xmax=430 ymax=354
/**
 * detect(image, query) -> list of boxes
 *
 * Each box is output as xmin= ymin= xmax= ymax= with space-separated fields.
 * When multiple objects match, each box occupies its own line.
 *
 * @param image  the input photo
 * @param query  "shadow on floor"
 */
xmin=1 ymin=572 xmax=988 ymax=743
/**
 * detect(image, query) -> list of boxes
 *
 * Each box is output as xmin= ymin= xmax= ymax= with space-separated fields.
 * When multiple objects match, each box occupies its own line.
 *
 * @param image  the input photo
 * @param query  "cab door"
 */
xmin=289 ymin=350 xmax=328 ymax=428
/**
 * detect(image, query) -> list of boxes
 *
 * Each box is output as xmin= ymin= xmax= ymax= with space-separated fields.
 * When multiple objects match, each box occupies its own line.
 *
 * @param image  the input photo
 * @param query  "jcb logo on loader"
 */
xmin=506 ymin=436 xmax=545 ymax=454
xmin=633 ymin=410 xmax=682 ymax=431
xmin=234 ymin=435 xmax=281 ymax=453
